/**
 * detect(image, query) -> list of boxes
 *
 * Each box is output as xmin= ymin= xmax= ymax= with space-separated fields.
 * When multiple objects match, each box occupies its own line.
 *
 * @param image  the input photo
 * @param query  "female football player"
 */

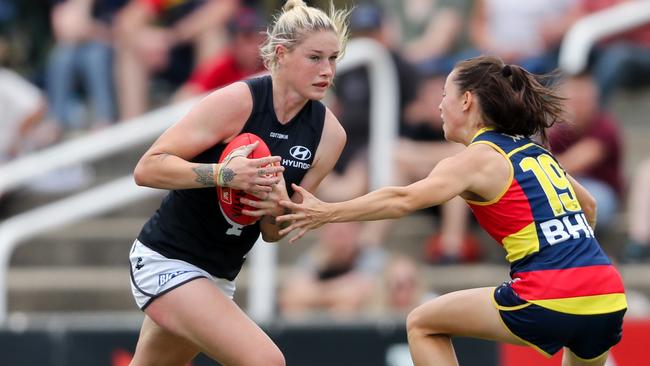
xmin=274 ymin=55 xmax=627 ymax=366
xmin=128 ymin=1 xmax=350 ymax=364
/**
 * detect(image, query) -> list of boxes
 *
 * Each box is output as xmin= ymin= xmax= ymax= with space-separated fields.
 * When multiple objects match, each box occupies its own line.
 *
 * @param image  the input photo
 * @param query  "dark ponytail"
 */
xmin=453 ymin=56 xmax=565 ymax=142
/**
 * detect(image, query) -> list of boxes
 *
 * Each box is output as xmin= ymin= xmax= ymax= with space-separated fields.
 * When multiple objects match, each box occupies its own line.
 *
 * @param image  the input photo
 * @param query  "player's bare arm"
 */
xmin=134 ymin=82 xmax=282 ymax=190
xmin=276 ymin=144 xmax=503 ymax=242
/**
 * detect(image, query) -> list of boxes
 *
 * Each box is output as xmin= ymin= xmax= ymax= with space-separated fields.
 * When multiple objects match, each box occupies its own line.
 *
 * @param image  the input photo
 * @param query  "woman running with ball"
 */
xmin=128 ymin=1 xmax=350 ymax=364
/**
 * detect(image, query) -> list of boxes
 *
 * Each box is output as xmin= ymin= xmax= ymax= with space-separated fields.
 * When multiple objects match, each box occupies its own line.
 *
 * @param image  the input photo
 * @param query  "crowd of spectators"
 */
xmin=1 ymin=0 xmax=650 ymax=319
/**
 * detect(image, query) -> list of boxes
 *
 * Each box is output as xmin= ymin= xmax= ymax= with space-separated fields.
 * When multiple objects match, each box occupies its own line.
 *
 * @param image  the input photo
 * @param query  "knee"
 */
xmin=406 ymin=305 xmax=427 ymax=335
xmin=406 ymin=301 xmax=449 ymax=338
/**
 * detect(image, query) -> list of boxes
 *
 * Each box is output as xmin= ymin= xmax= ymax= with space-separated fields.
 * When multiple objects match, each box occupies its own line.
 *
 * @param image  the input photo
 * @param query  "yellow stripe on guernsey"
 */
xmin=502 ymin=222 xmax=539 ymax=262
xmin=466 ymin=128 xmax=514 ymax=206
xmin=506 ymin=143 xmax=538 ymax=158
xmin=530 ymin=293 xmax=628 ymax=315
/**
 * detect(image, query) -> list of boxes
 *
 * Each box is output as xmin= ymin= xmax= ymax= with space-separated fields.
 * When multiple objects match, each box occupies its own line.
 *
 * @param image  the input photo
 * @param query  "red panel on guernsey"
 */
xmin=512 ymin=265 xmax=625 ymax=300
xmin=469 ymin=178 xmax=534 ymax=244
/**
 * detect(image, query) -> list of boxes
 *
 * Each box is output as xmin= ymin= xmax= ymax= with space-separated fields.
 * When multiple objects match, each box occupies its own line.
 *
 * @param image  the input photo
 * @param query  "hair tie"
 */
xmin=501 ymin=64 xmax=512 ymax=78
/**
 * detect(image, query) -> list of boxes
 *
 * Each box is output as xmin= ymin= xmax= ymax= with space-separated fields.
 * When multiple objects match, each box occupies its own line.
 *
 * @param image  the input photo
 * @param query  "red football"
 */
xmin=217 ymin=133 xmax=272 ymax=226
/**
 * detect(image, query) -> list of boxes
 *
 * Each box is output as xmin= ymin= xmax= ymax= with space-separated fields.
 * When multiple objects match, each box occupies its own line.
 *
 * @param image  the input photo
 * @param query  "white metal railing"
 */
xmin=0 ymin=97 xmax=197 ymax=195
xmin=344 ymin=38 xmax=400 ymax=190
xmin=0 ymin=99 xmax=197 ymax=326
xmin=0 ymin=177 xmax=164 ymax=324
xmin=559 ymin=1 xmax=650 ymax=75
xmin=0 ymin=38 xmax=398 ymax=326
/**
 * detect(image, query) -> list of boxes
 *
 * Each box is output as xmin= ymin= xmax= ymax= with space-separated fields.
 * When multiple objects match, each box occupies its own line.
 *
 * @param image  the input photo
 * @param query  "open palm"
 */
xmin=277 ymin=183 xmax=332 ymax=243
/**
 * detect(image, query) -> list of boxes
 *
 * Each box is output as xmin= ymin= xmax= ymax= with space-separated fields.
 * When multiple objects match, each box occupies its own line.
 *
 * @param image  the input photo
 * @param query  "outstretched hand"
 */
xmin=275 ymin=183 xmax=332 ymax=243
xmin=218 ymin=141 xmax=285 ymax=194
xmin=241 ymin=172 xmax=289 ymax=217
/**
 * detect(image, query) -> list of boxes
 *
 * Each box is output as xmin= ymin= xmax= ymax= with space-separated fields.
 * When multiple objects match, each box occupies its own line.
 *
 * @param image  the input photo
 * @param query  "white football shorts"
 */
xmin=129 ymin=239 xmax=236 ymax=310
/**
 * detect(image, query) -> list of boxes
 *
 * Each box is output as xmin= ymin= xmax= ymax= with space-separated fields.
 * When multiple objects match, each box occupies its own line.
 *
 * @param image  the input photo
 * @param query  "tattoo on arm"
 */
xmin=221 ymin=168 xmax=235 ymax=186
xmin=193 ymin=164 xmax=215 ymax=186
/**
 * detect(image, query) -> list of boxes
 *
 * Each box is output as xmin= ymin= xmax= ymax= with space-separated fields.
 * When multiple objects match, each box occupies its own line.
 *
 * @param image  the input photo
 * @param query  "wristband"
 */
xmin=215 ymin=146 xmax=250 ymax=187
xmin=214 ymin=163 xmax=224 ymax=187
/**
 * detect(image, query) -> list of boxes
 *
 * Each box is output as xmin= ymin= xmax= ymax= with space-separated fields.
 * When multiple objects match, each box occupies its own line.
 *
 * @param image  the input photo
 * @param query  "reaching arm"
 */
xmin=275 ymin=159 xmax=462 ymax=242
xmin=276 ymin=143 xmax=511 ymax=243
xmin=286 ymin=157 xmax=466 ymax=221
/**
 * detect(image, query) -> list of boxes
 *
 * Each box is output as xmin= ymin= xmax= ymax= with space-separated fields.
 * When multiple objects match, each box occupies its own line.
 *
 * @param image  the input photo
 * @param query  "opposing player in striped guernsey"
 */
xmin=274 ymin=56 xmax=627 ymax=366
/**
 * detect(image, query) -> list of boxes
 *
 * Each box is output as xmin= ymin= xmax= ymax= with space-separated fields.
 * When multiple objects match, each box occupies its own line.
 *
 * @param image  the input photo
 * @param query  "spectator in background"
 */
xmin=113 ymin=0 xmax=239 ymax=119
xmin=549 ymin=74 xmax=623 ymax=231
xmin=0 ymin=0 xmax=53 ymax=80
xmin=378 ymin=0 xmax=466 ymax=76
xmin=172 ymin=6 xmax=266 ymax=101
xmin=0 ymin=67 xmax=48 ymax=163
xmin=46 ymin=0 xmax=127 ymax=133
xmin=0 ymin=66 xmax=64 ymax=208
xmin=279 ymin=222 xmax=386 ymax=318
xmin=567 ymin=0 xmax=650 ymax=106
xmin=317 ymin=3 xmax=477 ymax=265
xmin=622 ymin=158 xmax=650 ymax=262
xmin=467 ymin=0 xmax=574 ymax=74
xmin=373 ymin=255 xmax=437 ymax=317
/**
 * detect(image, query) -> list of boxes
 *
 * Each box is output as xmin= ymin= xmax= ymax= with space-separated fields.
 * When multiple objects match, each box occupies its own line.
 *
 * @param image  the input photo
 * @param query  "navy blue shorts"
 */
xmin=493 ymin=281 xmax=625 ymax=360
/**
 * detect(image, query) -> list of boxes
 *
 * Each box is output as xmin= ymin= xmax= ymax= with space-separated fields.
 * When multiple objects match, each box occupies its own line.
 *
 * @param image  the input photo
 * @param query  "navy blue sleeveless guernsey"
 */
xmin=138 ymin=75 xmax=326 ymax=280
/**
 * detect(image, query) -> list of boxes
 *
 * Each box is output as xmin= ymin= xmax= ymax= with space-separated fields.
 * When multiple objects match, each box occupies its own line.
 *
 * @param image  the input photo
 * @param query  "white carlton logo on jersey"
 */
xmin=289 ymin=145 xmax=312 ymax=161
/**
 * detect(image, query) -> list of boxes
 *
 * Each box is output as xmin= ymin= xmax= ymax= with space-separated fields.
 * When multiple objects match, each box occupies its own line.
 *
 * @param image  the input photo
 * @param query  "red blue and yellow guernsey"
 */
xmin=467 ymin=128 xmax=627 ymax=315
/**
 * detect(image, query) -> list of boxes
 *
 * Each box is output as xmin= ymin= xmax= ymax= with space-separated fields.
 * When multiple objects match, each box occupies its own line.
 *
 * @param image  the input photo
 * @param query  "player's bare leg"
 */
xmin=130 ymin=315 xmax=199 ymax=366
xmin=406 ymin=287 xmax=526 ymax=366
xmin=141 ymin=278 xmax=284 ymax=366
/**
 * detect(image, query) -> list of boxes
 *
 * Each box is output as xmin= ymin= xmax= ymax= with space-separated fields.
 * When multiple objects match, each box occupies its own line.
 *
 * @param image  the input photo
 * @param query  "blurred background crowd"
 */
xmin=1 ymin=0 xmax=650 ymax=323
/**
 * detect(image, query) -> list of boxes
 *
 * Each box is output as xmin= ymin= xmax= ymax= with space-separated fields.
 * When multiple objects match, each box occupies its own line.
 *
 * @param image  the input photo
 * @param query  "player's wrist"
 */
xmin=214 ymin=163 xmax=224 ymax=187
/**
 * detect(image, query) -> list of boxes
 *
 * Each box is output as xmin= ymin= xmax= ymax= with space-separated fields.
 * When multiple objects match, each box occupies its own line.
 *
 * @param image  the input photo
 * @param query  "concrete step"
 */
xmin=8 ymin=263 xmax=650 ymax=313
xmin=11 ymin=217 xmax=150 ymax=267
xmin=9 ymin=213 xmax=456 ymax=267
xmin=8 ymin=267 xmax=134 ymax=312
xmin=276 ymin=214 xmax=441 ymax=264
